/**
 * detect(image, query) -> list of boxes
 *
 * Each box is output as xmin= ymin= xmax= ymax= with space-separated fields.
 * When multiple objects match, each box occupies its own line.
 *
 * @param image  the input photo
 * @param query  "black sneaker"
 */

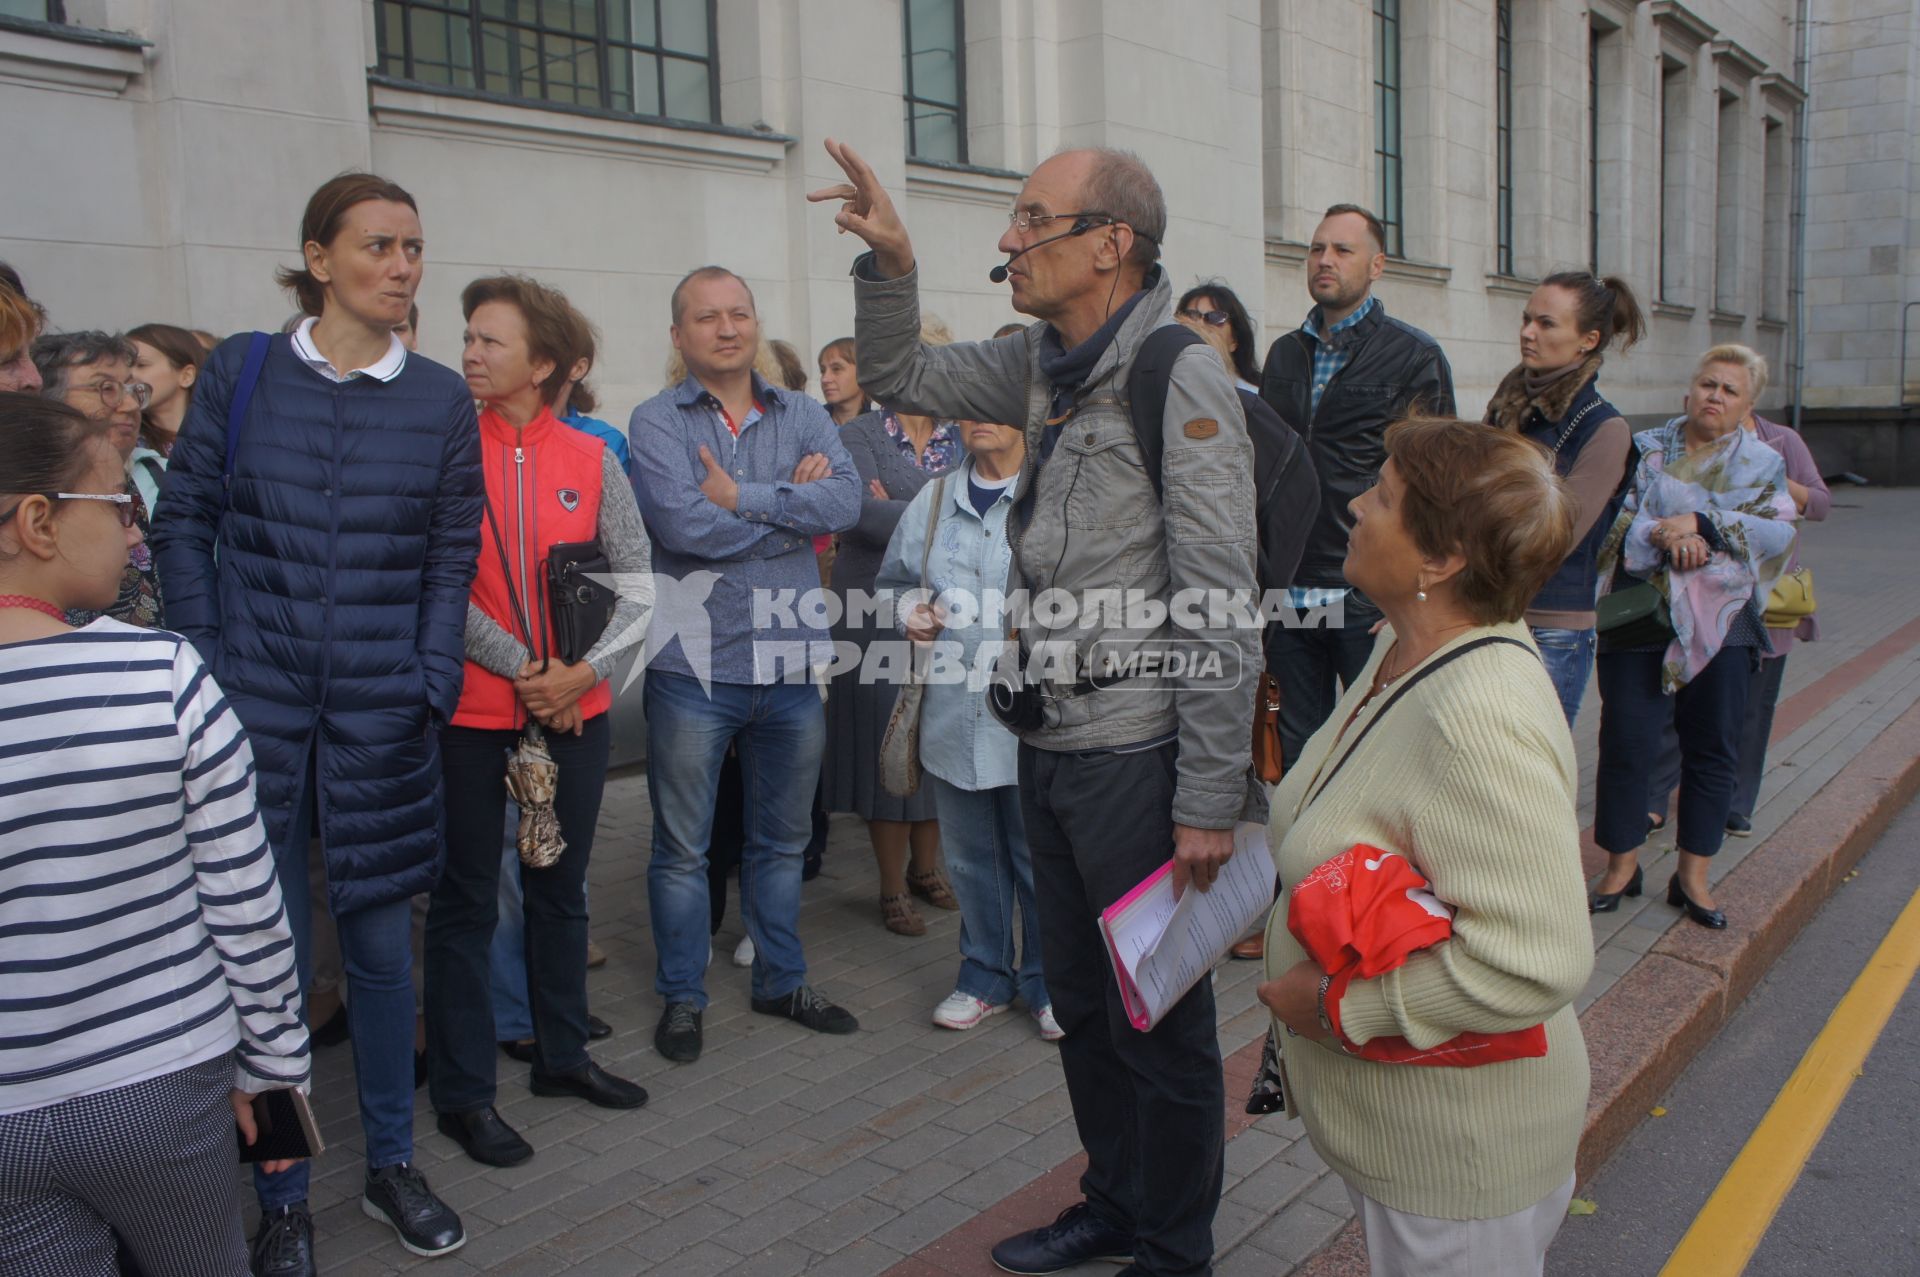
xmin=655 ymin=1000 xmax=704 ymax=1062
xmin=1726 ymin=813 xmax=1753 ymax=837
xmin=250 ymin=1202 xmax=316 ymax=1277
xmin=751 ymin=985 xmax=858 ymax=1035
xmin=361 ymin=1163 xmax=464 ymax=1258
xmin=990 ymin=1202 xmax=1133 ymax=1275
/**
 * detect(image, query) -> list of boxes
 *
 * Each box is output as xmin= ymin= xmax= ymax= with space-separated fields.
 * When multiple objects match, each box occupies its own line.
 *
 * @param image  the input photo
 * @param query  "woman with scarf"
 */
xmin=1484 ymin=271 xmax=1644 ymax=725
xmin=1588 ymin=345 xmax=1797 ymax=927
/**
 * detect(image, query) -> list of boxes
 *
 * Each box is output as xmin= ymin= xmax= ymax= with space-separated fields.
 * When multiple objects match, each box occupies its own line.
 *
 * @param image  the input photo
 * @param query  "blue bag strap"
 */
xmin=221 ymin=331 xmax=272 ymax=513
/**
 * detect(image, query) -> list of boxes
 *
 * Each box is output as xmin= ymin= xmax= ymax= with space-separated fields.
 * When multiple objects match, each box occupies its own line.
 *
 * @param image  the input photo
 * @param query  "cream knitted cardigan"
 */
xmin=1262 ymin=619 xmax=1594 ymax=1220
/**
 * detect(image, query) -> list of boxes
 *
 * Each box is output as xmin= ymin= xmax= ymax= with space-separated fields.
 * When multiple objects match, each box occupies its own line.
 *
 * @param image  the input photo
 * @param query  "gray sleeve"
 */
xmin=852 ymin=254 xmax=1032 ymax=426
xmin=582 ymin=449 xmax=655 ymax=682
xmin=465 ymin=604 xmax=529 ymax=680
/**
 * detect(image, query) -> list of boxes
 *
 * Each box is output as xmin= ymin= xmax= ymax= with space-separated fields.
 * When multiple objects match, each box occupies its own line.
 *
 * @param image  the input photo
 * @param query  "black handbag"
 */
xmin=1596 ymin=580 xmax=1674 ymax=652
xmin=545 ymin=539 xmax=614 ymax=665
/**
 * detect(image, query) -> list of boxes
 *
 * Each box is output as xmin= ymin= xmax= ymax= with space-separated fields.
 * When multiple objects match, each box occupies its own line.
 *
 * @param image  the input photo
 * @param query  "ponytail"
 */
xmin=1540 ymin=270 xmax=1645 ymax=355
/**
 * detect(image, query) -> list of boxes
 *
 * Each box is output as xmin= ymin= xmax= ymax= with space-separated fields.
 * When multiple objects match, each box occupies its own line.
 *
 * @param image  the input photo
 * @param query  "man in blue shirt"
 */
xmin=629 ymin=266 xmax=861 ymax=1064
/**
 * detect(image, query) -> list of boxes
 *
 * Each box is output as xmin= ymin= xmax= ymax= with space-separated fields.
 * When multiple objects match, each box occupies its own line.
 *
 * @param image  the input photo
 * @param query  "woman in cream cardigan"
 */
xmin=1258 ymin=415 xmax=1595 ymax=1277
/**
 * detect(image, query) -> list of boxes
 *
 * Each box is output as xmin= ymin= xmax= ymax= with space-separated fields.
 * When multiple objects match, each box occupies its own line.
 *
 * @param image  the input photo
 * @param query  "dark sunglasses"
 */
xmin=1177 ymin=307 xmax=1230 ymax=328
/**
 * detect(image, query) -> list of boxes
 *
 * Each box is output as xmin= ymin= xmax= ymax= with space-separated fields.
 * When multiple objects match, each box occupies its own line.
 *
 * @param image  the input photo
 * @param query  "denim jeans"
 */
xmin=255 ymin=762 xmax=416 ymax=1210
xmin=426 ymin=715 xmax=608 ymax=1112
xmin=1020 ymin=741 xmax=1224 ymax=1277
xmin=1270 ymin=603 xmax=1381 ymax=763
xmin=489 ymin=810 xmax=532 ymax=1043
xmin=1528 ymin=625 xmax=1596 ymax=727
xmin=645 ymin=670 xmax=822 ymax=1008
xmin=1595 ymin=645 xmax=1754 ymax=859
xmin=927 ymin=775 xmax=1049 ymax=1011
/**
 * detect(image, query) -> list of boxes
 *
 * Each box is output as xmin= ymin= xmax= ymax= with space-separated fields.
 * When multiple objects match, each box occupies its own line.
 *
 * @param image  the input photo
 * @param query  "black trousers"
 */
xmin=1270 ymin=603 xmax=1380 ymax=763
xmin=427 ymin=714 xmax=609 ymax=1112
xmin=1019 ymin=741 xmax=1223 ymax=1277
xmin=1595 ymin=645 xmax=1753 ymax=859
xmin=1651 ymin=651 xmax=1789 ymax=825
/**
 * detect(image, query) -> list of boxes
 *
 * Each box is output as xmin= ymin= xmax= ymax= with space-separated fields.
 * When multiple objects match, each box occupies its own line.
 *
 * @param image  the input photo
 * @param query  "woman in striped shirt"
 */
xmin=0 ymin=392 xmax=310 ymax=1276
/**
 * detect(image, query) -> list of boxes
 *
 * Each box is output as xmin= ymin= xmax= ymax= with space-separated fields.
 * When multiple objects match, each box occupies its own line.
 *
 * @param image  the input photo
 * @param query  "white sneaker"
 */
xmin=932 ymin=991 xmax=1006 ymax=1030
xmin=1031 ymin=1005 xmax=1065 ymax=1041
xmin=732 ymin=935 xmax=756 ymax=967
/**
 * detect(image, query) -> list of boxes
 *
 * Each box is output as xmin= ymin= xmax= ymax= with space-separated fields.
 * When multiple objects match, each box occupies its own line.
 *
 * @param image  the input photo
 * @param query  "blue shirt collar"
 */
xmin=672 ymin=371 xmax=787 ymax=410
xmin=1303 ymin=294 xmax=1377 ymax=345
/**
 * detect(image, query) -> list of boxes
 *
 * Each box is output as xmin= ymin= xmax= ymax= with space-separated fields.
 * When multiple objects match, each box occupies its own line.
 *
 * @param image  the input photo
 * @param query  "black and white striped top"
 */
xmin=0 ymin=619 xmax=310 ymax=1115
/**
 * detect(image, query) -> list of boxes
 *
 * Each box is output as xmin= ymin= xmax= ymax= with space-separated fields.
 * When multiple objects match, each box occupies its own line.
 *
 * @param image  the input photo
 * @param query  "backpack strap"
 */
xmin=1124 ymin=324 xmax=1205 ymax=501
xmin=220 ymin=331 xmax=273 ymax=516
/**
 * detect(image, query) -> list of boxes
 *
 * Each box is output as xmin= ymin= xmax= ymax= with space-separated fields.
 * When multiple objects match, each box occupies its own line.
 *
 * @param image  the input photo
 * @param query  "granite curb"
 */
xmin=1295 ymin=696 xmax=1920 ymax=1277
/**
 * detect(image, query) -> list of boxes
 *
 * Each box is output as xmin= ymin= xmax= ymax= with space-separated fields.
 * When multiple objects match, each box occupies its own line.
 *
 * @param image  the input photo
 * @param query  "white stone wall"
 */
xmin=1799 ymin=0 xmax=1920 ymax=409
xmin=1 ymin=0 xmax=1902 ymax=425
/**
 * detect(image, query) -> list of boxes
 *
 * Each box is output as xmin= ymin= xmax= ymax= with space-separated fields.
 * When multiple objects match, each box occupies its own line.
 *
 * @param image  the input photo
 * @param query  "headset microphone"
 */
xmin=988 ymin=217 xmax=1100 ymax=284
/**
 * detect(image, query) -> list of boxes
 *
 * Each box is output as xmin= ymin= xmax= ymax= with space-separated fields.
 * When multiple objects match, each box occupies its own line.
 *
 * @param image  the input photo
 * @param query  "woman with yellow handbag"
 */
xmin=1646 ymin=401 xmax=1829 ymax=838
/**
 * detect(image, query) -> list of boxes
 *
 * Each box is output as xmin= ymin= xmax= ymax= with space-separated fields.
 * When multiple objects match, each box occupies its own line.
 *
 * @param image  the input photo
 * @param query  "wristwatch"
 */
xmin=1315 ymin=972 xmax=1335 ymax=1036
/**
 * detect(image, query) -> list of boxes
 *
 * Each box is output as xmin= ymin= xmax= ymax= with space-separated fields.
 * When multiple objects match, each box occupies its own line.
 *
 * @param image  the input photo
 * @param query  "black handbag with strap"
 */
xmin=545 ymin=539 xmax=614 ymax=666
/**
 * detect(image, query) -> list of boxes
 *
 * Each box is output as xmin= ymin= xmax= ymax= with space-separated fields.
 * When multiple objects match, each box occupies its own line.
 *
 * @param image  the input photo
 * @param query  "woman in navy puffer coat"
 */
xmin=151 ymin=172 xmax=482 ymax=1271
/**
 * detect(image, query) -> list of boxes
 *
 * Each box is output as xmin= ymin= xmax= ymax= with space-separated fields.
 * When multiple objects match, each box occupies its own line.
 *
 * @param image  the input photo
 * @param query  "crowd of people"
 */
xmin=0 ymin=131 xmax=1819 ymax=1277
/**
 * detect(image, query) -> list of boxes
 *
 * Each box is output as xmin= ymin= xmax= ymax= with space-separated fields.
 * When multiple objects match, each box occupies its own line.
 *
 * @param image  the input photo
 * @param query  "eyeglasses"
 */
xmin=0 ymin=492 xmax=135 ymax=529
xmin=1177 ymin=308 xmax=1231 ymax=328
xmin=1005 ymin=209 xmax=1117 ymax=235
xmin=56 ymin=491 xmax=138 ymax=528
xmin=75 ymin=379 xmax=152 ymax=411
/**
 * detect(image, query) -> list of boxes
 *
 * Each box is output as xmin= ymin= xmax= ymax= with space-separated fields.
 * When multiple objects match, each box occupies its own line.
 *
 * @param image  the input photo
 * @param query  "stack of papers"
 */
xmin=1098 ymin=822 xmax=1277 ymax=1031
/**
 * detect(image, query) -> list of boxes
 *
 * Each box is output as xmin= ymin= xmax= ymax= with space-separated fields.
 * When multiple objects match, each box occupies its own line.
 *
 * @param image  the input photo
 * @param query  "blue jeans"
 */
xmin=490 ymin=811 xmax=532 ymax=1043
xmin=255 ymin=765 xmax=416 ymax=1210
xmin=928 ymin=775 xmax=1049 ymax=1010
xmin=1529 ymin=625 xmax=1596 ymax=727
xmin=644 ymin=670 xmax=822 ymax=1008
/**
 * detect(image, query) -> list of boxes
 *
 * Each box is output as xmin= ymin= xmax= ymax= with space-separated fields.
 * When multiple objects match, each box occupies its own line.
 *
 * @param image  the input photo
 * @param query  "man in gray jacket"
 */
xmin=812 ymin=140 xmax=1262 ymax=1277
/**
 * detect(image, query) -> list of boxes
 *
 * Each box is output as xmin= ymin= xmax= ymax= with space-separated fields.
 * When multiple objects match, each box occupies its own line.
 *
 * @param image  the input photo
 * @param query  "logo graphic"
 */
xmin=589 ymin=570 xmax=722 ymax=696
xmin=557 ymin=488 xmax=581 ymax=512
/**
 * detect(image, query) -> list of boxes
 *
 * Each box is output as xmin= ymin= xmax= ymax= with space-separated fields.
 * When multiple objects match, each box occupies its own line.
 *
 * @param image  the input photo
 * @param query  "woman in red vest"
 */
xmin=425 ymin=275 xmax=654 ymax=1168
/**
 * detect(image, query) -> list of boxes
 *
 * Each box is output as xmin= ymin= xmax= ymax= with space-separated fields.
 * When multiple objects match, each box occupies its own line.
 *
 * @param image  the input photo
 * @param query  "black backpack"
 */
xmin=1125 ymin=324 xmax=1320 ymax=595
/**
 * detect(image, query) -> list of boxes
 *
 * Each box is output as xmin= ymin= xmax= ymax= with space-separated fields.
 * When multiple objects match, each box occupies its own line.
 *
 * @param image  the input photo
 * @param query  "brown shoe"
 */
xmin=906 ymin=866 xmax=960 ymax=911
xmin=585 ymin=938 xmax=607 ymax=969
xmin=1229 ymin=934 xmax=1265 ymax=961
xmin=881 ymin=892 xmax=927 ymax=936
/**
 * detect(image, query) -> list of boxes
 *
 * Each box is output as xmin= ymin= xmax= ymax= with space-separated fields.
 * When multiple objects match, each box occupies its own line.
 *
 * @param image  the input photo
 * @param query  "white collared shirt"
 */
xmin=290 ymin=316 xmax=408 ymax=384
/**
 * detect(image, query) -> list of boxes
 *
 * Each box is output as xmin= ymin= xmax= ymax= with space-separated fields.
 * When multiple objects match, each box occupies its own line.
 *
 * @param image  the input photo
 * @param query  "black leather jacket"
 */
xmin=1258 ymin=299 xmax=1455 ymax=590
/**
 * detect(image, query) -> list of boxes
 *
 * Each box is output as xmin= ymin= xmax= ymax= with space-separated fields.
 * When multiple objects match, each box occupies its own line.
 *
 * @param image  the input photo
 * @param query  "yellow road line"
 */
xmin=1659 ymin=885 xmax=1920 ymax=1277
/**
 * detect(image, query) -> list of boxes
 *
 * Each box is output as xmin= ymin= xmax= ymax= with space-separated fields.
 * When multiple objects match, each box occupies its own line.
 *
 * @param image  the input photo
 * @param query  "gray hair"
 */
xmin=31 ymin=331 xmax=138 ymax=400
xmin=1698 ymin=343 xmax=1769 ymax=401
xmin=670 ymin=266 xmax=756 ymax=326
xmin=1071 ymin=147 xmax=1167 ymax=272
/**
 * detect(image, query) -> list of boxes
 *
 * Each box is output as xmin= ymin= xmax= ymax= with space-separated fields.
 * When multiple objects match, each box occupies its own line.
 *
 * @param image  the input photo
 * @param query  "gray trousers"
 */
xmin=1346 ymin=1172 xmax=1577 ymax=1277
xmin=0 ymin=1056 xmax=247 ymax=1276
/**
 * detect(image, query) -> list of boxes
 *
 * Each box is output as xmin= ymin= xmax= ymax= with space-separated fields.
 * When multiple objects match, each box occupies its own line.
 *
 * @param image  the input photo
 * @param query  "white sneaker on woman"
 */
xmin=732 ymin=935 xmax=756 ymax=967
xmin=1031 ymin=1005 xmax=1066 ymax=1041
xmin=932 ymin=991 xmax=1006 ymax=1030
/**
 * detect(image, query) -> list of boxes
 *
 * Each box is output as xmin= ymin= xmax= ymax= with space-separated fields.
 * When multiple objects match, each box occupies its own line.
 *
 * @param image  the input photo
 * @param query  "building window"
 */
xmin=903 ymin=0 xmax=965 ymax=163
xmin=1658 ymin=57 xmax=1689 ymax=302
xmin=0 ymin=0 xmax=62 ymax=19
xmin=1714 ymin=90 xmax=1742 ymax=313
xmin=1373 ymin=0 xmax=1403 ymax=257
xmin=373 ymin=0 xmax=718 ymax=124
xmin=1495 ymin=0 xmax=1514 ymax=277
xmin=1762 ymin=118 xmax=1789 ymax=319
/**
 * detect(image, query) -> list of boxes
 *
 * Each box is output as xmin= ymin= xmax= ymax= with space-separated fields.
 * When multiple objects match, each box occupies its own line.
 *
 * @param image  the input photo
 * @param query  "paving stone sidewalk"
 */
xmin=287 ymin=488 xmax=1919 ymax=1276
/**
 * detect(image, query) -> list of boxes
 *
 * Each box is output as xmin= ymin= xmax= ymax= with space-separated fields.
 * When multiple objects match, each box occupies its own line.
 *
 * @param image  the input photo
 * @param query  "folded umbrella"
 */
xmin=504 ymin=722 xmax=566 ymax=869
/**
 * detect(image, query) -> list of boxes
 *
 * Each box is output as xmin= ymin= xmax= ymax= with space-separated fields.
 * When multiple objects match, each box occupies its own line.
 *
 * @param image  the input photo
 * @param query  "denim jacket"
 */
xmin=873 ymin=457 xmax=1019 ymax=792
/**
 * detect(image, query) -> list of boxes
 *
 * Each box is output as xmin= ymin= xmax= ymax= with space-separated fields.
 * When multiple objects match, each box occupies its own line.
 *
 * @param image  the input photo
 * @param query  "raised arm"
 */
xmin=174 ymin=643 xmax=311 ymax=1093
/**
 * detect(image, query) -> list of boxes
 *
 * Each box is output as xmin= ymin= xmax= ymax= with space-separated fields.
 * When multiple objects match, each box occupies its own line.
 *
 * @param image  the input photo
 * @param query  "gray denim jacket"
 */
xmin=853 ymin=258 xmax=1265 ymax=829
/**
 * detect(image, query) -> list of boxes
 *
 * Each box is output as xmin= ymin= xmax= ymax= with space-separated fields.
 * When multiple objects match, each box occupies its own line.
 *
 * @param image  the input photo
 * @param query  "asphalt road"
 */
xmin=1549 ymin=796 xmax=1920 ymax=1277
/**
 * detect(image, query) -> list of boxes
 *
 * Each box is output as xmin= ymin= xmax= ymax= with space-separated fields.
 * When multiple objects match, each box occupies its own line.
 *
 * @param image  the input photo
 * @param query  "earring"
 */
xmin=1416 ymin=587 xmax=1428 ymax=602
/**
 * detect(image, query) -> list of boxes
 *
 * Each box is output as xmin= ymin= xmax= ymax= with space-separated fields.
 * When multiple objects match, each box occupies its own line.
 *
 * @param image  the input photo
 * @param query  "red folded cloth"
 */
xmin=1287 ymin=845 xmax=1548 ymax=1068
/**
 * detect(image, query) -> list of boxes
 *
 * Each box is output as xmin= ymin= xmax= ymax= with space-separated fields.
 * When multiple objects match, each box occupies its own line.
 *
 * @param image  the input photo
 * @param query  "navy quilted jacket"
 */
xmin=151 ymin=333 xmax=483 ymax=915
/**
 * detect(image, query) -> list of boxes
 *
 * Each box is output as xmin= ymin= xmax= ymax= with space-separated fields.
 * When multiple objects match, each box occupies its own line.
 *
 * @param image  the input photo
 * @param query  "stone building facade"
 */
xmin=1 ymin=0 xmax=1907 ymax=433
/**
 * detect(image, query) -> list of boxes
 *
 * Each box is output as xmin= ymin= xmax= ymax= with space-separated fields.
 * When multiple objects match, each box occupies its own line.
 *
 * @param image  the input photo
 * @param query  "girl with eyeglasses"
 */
xmin=30 ymin=330 xmax=163 ymax=628
xmin=0 ymin=391 xmax=311 ymax=1276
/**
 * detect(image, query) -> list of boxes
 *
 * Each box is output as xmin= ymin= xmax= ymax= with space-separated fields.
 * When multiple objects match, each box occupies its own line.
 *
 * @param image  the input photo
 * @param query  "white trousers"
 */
xmin=1345 ymin=1171 xmax=1577 ymax=1277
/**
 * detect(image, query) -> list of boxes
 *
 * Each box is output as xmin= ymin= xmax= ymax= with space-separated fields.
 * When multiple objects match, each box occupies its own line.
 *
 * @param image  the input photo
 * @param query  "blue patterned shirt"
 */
xmin=1303 ymin=295 xmax=1377 ymax=418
